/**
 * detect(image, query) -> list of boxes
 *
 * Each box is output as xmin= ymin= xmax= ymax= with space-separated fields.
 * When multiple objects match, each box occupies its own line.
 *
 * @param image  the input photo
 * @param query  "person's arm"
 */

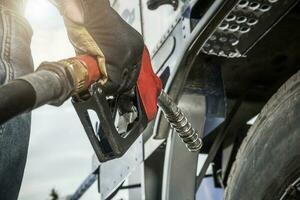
xmin=51 ymin=0 xmax=144 ymax=95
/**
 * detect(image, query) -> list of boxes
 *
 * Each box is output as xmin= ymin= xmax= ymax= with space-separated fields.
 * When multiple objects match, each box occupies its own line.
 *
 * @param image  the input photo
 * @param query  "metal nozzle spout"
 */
xmin=158 ymin=90 xmax=203 ymax=152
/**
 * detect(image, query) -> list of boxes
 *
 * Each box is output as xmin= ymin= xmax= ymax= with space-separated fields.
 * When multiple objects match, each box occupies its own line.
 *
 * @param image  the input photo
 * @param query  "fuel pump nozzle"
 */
xmin=0 ymin=47 xmax=203 ymax=162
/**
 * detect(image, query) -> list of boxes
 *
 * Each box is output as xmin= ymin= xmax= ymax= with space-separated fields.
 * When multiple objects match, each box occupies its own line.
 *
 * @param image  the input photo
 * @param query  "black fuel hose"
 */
xmin=0 ymin=56 xmax=101 ymax=125
xmin=0 ymin=79 xmax=36 ymax=124
xmin=0 ymin=65 xmax=73 ymax=125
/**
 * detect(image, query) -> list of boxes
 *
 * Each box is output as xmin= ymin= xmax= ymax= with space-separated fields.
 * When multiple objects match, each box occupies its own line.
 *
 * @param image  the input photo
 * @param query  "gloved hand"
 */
xmin=52 ymin=0 xmax=144 ymax=95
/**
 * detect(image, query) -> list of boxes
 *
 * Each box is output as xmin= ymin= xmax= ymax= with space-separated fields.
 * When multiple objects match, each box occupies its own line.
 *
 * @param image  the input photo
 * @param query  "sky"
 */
xmin=19 ymin=1 xmax=98 ymax=199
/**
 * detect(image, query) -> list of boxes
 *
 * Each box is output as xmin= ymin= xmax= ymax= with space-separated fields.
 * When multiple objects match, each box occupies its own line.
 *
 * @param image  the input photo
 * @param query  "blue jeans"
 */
xmin=0 ymin=6 xmax=34 ymax=200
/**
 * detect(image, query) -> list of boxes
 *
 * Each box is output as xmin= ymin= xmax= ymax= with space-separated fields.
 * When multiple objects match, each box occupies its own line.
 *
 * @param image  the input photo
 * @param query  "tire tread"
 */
xmin=224 ymin=70 xmax=300 ymax=199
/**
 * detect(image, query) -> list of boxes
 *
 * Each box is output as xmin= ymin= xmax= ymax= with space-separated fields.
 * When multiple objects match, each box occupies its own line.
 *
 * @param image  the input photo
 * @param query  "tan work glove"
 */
xmin=52 ymin=0 xmax=144 ymax=95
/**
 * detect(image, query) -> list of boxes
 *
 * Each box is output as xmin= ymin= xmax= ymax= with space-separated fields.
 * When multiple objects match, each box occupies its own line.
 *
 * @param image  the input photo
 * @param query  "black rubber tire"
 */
xmin=224 ymin=70 xmax=300 ymax=200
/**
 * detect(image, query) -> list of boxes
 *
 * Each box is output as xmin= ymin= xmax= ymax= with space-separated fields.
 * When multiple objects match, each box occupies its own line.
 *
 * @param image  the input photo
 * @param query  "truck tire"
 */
xmin=224 ymin=70 xmax=300 ymax=200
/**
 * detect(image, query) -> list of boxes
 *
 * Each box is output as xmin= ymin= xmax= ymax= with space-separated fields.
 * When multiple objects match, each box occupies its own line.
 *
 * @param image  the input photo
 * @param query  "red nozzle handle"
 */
xmin=75 ymin=55 xmax=101 ymax=87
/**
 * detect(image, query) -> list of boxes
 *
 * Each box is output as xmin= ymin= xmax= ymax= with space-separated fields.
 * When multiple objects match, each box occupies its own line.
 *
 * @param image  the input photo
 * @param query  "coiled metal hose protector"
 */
xmin=158 ymin=90 xmax=203 ymax=152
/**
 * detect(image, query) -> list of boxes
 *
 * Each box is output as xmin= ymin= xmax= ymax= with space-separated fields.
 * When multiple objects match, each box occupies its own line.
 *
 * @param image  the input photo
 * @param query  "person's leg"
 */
xmin=0 ymin=1 xmax=34 ymax=199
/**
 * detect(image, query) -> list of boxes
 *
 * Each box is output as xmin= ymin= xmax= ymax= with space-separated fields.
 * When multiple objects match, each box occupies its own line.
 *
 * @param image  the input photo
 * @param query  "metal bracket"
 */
xmin=147 ymin=0 xmax=179 ymax=11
